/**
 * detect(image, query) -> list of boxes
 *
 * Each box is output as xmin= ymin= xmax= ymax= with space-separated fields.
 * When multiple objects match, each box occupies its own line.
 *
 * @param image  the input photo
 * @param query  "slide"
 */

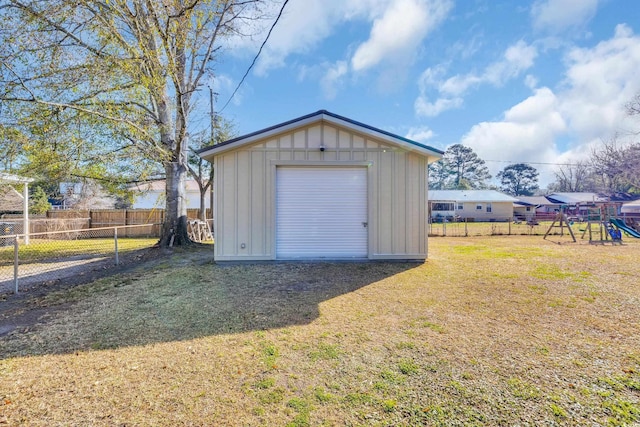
xmin=610 ymin=218 xmax=640 ymax=238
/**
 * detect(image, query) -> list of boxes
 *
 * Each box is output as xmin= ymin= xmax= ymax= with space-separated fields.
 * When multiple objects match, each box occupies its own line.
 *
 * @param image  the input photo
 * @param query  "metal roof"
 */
xmin=0 ymin=172 xmax=34 ymax=183
xmin=546 ymin=192 xmax=608 ymax=204
xmin=198 ymin=110 xmax=444 ymax=160
xmin=621 ymin=199 xmax=640 ymax=213
xmin=515 ymin=196 xmax=562 ymax=206
xmin=429 ymin=190 xmax=519 ymax=202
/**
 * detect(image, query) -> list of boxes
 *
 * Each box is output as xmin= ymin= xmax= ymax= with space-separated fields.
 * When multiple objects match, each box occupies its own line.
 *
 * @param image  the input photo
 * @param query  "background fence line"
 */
xmin=0 ymin=208 xmax=211 ymax=236
xmin=0 ymin=224 xmax=161 ymax=295
xmin=429 ymin=216 xmax=556 ymax=237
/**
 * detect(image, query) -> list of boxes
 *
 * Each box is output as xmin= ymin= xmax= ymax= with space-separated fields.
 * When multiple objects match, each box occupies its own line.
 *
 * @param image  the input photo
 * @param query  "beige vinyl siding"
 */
xmin=458 ymin=201 xmax=514 ymax=220
xmin=212 ymin=122 xmax=428 ymax=261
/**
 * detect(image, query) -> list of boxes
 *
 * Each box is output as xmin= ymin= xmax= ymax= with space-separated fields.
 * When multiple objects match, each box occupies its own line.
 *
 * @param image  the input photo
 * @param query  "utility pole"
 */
xmin=208 ymin=86 xmax=218 ymax=222
xmin=209 ymin=87 xmax=218 ymax=145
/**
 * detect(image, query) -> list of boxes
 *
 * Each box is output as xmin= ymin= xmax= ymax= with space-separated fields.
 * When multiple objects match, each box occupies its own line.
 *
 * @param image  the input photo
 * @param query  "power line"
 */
xmin=483 ymin=159 xmax=585 ymax=167
xmin=218 ymin=0 xmax=290 ymax=113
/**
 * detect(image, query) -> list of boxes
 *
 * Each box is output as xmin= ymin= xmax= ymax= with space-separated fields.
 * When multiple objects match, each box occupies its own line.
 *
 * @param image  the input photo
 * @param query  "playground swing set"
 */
xmin=543 ymin=204 xmax=640 ymax=245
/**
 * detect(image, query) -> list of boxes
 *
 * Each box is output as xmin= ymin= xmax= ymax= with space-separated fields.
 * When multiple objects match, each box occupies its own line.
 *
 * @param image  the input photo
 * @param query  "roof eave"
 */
xmin=198 ymin=110 xmax=444 ymax=162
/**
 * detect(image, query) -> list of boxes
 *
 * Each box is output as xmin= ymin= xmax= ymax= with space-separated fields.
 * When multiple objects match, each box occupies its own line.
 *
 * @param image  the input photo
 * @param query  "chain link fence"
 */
xmin=0 ymin=224 xmax=160 ymax=295
xmin=428 ymin=217 xmax=555 ymax=237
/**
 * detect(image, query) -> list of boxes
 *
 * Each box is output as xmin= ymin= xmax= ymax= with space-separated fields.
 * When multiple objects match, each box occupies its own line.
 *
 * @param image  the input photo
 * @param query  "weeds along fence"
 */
xmin=428 ymin=217 xmax=557 ymax=237
xmin=0 ymin=224 xmax=160 ymax=295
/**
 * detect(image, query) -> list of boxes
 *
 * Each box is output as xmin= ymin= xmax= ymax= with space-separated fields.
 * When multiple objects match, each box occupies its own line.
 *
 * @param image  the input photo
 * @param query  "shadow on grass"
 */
xmin=0 ymin=246 xmax=420 ymax=358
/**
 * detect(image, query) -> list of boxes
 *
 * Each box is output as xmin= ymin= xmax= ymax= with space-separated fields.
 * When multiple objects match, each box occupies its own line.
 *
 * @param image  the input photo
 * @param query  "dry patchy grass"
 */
xmin=1 ymin=237 xmax=639 ymax=426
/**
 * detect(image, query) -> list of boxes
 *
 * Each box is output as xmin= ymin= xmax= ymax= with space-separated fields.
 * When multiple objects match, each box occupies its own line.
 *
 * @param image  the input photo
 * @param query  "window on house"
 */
xmin=476 ymin=204 xmax=483 ymax=210
xmin=526 ymin=207 xmax=531 ymax=211
xmin=486 ymin=203 xmax=492 ymax=213
xmin=432 ymin=202 xmax=455 ymax=211
xmin=457 ymin=203 xmax=463 ymax=210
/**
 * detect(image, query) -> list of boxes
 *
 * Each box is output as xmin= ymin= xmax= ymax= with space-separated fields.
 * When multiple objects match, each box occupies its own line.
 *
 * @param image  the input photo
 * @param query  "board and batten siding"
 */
xmin=213 ymin=122 xmax=429 ymax=261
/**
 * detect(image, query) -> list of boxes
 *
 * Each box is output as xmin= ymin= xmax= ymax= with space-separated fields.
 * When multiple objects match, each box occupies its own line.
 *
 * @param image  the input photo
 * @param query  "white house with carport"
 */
xmin=621 ymin=199 xmax=640 ymax=215
xmin=0 ymin=172 xmax=34 ymax=244
xmin=513 ymin=196 xmax=563 ymax=220
xmin=429 ymin=190 xmax=519 ymax=221
xmin=198 ymin=110 xmax=443 ymax=262
xmin=129 ymin=179 xmax=211 ymax=210
xmin=546 ymin=192 xmax=618 ymax=219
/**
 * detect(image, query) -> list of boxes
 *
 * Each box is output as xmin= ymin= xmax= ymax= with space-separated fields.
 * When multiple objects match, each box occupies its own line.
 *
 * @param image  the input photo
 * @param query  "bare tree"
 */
xmin=0 ymin=0 xmax=269 ymax=246
xmin=590 ymin=138 xmax=640 ymax=194
xmin=188 ymin=116 xmax=235 ymax=221
xmin=626 ymin=92 xmax=640 ymax=119
xmin=550 ymin=161 xmax=593 ymax=192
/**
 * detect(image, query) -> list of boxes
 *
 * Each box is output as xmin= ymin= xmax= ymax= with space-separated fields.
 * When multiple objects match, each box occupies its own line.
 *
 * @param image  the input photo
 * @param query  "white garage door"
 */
xmin=276 ymin=167 xmax=368 ymax=259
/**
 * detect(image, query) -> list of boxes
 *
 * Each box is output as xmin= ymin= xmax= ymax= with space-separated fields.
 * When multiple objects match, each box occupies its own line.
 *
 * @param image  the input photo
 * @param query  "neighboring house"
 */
xmin=545 ymin=192 xmax=609 ymax=206
xmin=0 ymin=185 xmax=24 ymax=213
xmin=513 ymin=196 xmax=563 ymax=220
xmin=621 ymin=199 xmax=640 ymax=214
xmin=130 ymin=179 xmax=211 ymax=210
xmin=60 ymin=181 xmax=118 ymax=209
xmin=545 ymin=192 xmax=619 ymax=218
xmin=198 ymin=110 xmax=443 ymax=261
xmin=429 ymin=190 xmax=519 ymax=221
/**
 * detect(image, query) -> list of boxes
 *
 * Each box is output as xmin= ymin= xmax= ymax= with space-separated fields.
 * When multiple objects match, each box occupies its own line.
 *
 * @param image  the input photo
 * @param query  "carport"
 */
xmin=0 ymin=172 xmax=34 ymax=244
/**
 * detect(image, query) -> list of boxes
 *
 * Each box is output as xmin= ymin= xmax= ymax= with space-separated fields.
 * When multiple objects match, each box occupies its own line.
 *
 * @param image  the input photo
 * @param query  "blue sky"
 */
xmin=202 ymin=0 xmax=640 ymax=187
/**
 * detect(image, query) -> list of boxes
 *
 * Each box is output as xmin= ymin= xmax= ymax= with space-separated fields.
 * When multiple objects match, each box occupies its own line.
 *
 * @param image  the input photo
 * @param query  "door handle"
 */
xmin=362 ymin=222 xmax=368 ymax=228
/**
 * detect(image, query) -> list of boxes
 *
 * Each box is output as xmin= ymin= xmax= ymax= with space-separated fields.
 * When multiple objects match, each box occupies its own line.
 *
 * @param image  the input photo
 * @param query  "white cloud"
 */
xmin=485 ymin=40 xmax=538 ymax=84
xmin=252 ymin=0 xmax=357 ymax=74
xmin=415 ymin=40 xmax=537 ymax=117
xmin=210 ymin=74 xmax=247 ymax=107
xmin=531 ymin=0 xmax=599 ymax=33
xmin=560 ymin=24 xmax=640 ymax=141
xmin=405 ymin=126 xmax=435 ymax=143
xmin=351 ymin=0 xmax=452 ymax=71
xmin=235 ymin=0 xmax=452 ymax=98
xmin=524 ymin=74 xmax=538 ymax=89
xmin=414 ymin=96 xmax=463 ymax=117
xmin=457 ymin=25 xmax=640 ymax=187
xmin=320 ymin=61 xmax=349 ymax=99
xmin=229 ymin=0 xmax=383 ymax=75
xmin=460 ymin=88 xmax=566 ymax=185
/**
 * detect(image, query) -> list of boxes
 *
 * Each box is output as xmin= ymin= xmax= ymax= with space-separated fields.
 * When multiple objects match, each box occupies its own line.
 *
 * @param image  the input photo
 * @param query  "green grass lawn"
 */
xmin=1 ymin=237 xmax=639 ymax=426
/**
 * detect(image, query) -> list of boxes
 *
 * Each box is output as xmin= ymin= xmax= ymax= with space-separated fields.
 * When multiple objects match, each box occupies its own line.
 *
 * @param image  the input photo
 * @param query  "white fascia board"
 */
xmin=321 ymin=114 xmax=443 ymax=161
xmin=199 ymin=112 xmax=443 ymax=162
xmin=198 ymin=115 xmax=322 ymax=159
xmin=0 ymin=172 xmax=35 ymax=183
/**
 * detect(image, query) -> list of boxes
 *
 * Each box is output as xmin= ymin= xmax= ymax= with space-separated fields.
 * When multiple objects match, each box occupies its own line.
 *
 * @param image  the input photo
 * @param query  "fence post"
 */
xmin=114 ymin=227 xmax=119 ymax=265
xmin=465 ymin=218 xmax=468 ymax=237
xmin=13 ymin=237 xmax=19 ymax=294
xmin=509 ymin=217 xmax=512 ymax=235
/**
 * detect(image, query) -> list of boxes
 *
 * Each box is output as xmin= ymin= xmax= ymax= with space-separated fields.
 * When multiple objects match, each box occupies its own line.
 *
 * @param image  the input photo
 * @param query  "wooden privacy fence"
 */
xmin=3 ymin=209 xmax=211 ymax=237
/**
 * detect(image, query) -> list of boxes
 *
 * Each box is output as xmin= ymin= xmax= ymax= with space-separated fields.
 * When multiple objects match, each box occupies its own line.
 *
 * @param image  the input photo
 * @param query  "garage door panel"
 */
xmin=276 ymin=167 xmax=368 ymax=258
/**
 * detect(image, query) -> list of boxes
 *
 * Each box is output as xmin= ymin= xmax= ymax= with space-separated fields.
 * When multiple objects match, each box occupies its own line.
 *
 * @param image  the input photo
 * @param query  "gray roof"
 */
xmin=0 ymin=185 xmax=24 ymax=211
xmin=429 ymin=190 xmax=519 ymax=202
xmin=515 ymin=196 xmax=562 ymax=206
xmin=546 ymin=192 xmax=608 ymax=204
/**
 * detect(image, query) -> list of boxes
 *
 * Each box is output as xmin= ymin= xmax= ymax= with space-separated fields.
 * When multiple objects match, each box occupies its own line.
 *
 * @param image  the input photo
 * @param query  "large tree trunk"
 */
xmin=160 ymin=161 xmax=190 ymax=246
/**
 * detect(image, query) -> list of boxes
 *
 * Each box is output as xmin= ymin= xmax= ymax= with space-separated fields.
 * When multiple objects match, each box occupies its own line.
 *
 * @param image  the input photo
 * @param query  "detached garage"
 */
xmin=198 ymin=110 xmax=443 ymax=261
